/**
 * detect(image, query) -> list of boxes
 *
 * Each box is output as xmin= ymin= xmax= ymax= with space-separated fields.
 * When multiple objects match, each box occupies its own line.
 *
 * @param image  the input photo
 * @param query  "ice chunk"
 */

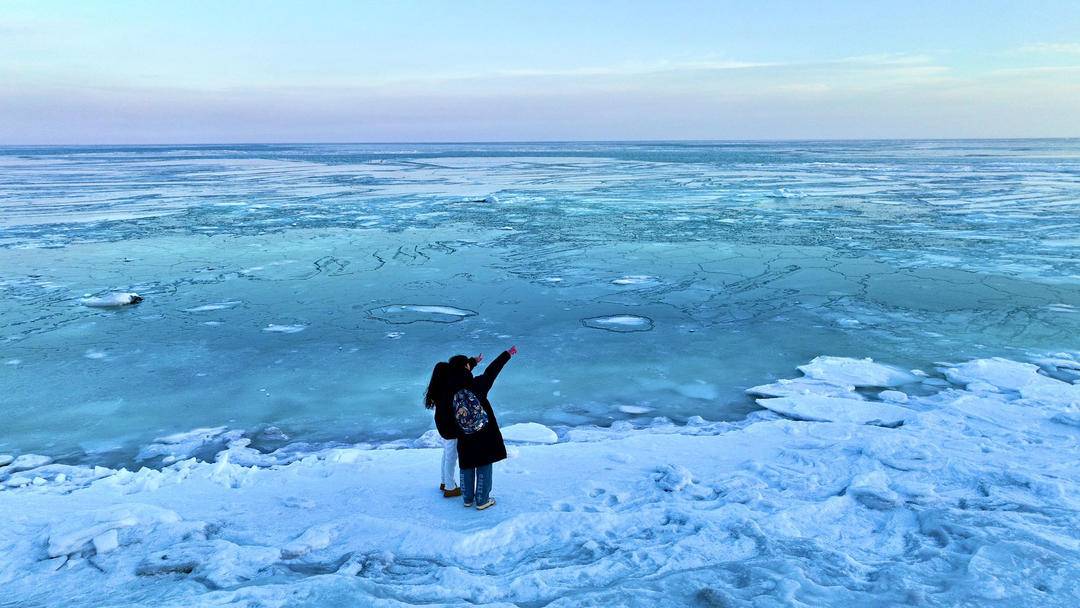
xmin=756 ymin=395 xmax=913 ymax=427
xmin=847 ymin=471 xmax=903 ymax=510
xmin=137 ymin=427 xmax=233 ymax=463
xmin=943 ymin=358 xmax=1041 ymax=391
xmin=6 ymin=454 xmax=52 ymax=473
xmin=618 ymin=405 xmax=652 ymax=414
xmin=46 ymin=504 xmax=182 ymax=558
xmin=0 ymin=454 xmax=13 ymax=467
xmin=944 ymin=358 xmax=1080 ymax=404
xmin=92 ymin=529 xmax=119 ymax=555
xmin=281 ymin=523 xmax=336 ymax=559
xmin=136 ymin=540 xmax=280 ymax=588
xmin=502 ymin=422 xmax=558 ymax=444
xmin=878 ymin=390 xmax=909 ymax=403
xmin=798 ymin=356 xmax=918 ymax=387
xmin=746 ymin=377 xmax=862 ymax=399
xmin=581 ymin=315 xmax=654 ymax=332
xmin=367 ymin=304 xmax=477 ymax=324
xmin=80 ymin=292 xmax=143 ymax=308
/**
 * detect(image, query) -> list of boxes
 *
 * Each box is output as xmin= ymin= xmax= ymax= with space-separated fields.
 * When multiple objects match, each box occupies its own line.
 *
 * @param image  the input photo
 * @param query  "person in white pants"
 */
xmin=441 ymin=437 xmax=459 ymax=494
xmin=425 ymin=354 xmax=482 ymax=498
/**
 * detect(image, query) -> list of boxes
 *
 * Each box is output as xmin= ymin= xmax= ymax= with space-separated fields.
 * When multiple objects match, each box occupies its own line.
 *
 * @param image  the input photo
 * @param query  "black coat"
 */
xmin=455 ymin=351 xmax=511 ymax=469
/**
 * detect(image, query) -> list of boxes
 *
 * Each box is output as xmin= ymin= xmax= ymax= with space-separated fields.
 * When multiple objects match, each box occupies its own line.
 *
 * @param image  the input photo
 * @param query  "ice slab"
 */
xmin=367 ymin=304 xmax=477 ymax=324
xmin=612 ymin=275 xmax=658 ymax=285
xmin=581 ymin=315 xmax=654 ymax=332
xmin=183 ymin=301 xmax=242 ymax=312
xmin=80 ymin=292 xmax=143 ymax=308
xmin=746 ymin=377 xmax=862 ymax=399
xmin=501 ymin=422 xmax=558 ymax=444
xmin=944 ymin=358 xmax=1080 ymax=404
xmin=756 ymin=395 xmax=913 ymax=427
xmin=798 ymin=356 xmax=918 ymax=387
xmin=262 ymin=324 xmax=306 ymax=334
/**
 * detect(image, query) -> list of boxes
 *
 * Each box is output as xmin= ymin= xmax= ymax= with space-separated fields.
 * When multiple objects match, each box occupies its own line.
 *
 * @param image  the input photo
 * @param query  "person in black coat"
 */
xmin=424 ymin=346 xmax=517 ymax=510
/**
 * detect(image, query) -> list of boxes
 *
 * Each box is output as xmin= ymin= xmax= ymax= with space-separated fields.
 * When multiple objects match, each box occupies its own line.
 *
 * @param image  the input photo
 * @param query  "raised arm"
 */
xmin=473 ymin=348 xmax=514 ymax=395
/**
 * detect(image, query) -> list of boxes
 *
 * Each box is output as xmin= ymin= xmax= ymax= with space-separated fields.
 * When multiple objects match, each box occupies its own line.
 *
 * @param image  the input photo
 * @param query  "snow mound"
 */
xmin=501 ymin=423 xmax=558 ymax=444
xmin=756 ymin=395 xmax=913 ymax=427
xmin=798 ymin=356 xmax=918 ymax=387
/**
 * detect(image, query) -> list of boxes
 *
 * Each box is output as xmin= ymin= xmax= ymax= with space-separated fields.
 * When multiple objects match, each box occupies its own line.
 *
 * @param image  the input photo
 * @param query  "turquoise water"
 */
xmin=2 ymin=141 xmax=1079 ymax=464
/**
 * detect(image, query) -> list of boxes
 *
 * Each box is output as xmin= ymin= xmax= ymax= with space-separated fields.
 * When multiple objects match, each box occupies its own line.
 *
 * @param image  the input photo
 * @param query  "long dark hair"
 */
xmin=424 ymin=355 xmax=474 ymax=409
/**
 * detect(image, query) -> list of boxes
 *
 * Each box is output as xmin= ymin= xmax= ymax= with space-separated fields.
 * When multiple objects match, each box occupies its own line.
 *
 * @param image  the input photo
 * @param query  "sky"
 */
xmin=2 ymin=0 xmax=1079 ymax=143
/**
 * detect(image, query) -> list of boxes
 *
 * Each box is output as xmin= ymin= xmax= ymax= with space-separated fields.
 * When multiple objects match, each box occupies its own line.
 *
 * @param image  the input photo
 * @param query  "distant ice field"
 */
xmin=1 ymin=140 xmax=1079 ymax=465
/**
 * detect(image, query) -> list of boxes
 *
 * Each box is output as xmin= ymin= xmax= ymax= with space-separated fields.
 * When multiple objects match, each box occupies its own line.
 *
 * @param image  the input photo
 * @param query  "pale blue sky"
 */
xmin=2 ymin=1 xmax=1079 ymax=143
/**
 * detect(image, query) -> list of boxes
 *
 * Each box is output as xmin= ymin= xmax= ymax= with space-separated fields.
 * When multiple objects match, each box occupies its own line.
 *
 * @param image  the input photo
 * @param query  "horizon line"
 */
xmin=3 ymin=136 xmax=1080 ymax=148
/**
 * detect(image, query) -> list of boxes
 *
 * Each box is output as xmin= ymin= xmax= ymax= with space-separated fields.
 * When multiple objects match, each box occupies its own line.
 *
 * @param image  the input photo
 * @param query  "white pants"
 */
xmin=442 ymin=438 xmax=459 ymax=489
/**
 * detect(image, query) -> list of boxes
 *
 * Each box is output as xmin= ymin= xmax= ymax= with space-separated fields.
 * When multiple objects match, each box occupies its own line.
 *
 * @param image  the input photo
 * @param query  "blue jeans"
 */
xmin=460 ymin=464 xmax=492 ymax=505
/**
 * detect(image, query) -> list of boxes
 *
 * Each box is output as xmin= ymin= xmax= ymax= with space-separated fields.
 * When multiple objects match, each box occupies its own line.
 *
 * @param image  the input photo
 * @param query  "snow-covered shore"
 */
xmin=2 ymin=356 xmax=1079 ymax=607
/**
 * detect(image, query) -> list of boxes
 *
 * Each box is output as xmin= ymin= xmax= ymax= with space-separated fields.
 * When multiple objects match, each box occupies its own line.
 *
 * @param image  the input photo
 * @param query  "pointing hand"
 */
xmin=508 ymin=345 xmax=518 ymax=356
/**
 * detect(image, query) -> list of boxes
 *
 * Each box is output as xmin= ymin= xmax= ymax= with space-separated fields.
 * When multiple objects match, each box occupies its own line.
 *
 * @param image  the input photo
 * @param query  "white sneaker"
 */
xmin=475 ymin=498 xmax=496 ymax=511
xmin=463 ymin=501 xmax=473 ymax=508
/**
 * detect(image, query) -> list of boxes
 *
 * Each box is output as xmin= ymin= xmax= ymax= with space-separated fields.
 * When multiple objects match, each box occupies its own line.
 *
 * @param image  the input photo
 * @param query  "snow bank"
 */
xmin=1 ymin=355 xmax=1078 ymax=607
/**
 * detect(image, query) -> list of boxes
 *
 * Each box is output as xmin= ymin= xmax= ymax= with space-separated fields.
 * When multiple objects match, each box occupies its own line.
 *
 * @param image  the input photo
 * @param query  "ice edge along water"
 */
xmin=1 ymin=355 xmax=1078 ymax=607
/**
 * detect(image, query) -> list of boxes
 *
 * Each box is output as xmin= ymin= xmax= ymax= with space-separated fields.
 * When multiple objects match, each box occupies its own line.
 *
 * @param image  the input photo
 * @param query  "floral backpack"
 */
xmin=453 ymin=388 xmax=488 ymax=434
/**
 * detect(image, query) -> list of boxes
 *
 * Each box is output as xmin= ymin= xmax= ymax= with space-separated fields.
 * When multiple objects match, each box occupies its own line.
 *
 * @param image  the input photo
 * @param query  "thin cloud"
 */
xmin=1017 ymin=42 xmax=1080 ymax=55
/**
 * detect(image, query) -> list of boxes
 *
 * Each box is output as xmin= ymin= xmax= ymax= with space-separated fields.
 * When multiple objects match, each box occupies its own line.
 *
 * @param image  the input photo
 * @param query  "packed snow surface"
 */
xmin=2 ymin=355 xmax=1078 ymax=607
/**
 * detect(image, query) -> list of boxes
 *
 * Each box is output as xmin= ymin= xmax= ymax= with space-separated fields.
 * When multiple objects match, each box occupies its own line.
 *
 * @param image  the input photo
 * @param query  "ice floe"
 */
xmin=367 ymin=304 xmax=477 ymax=324
xmin=611 ymin=275 xmax=658 ymax=285
xmin=262 ymin=324 xmax=307 ymax=334
xmin=581 ymin=314 xmax=654 ymax=332
xmin=183 ymin=301 xmax=242 ymax=312
xmin=80 ymin=292 xmax=143 ymax=308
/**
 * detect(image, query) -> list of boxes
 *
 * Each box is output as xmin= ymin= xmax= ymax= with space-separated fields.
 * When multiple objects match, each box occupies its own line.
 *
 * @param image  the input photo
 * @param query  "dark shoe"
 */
xmin=443 ymin=487 xmax=462 ymax=498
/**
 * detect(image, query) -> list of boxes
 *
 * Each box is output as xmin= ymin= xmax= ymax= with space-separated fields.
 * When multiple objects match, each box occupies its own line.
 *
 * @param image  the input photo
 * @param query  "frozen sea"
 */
xmin=2 ymin=141 xmax=1080 ymax=607
xmin=2 ymin=140 xmax=1079 ymax=463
